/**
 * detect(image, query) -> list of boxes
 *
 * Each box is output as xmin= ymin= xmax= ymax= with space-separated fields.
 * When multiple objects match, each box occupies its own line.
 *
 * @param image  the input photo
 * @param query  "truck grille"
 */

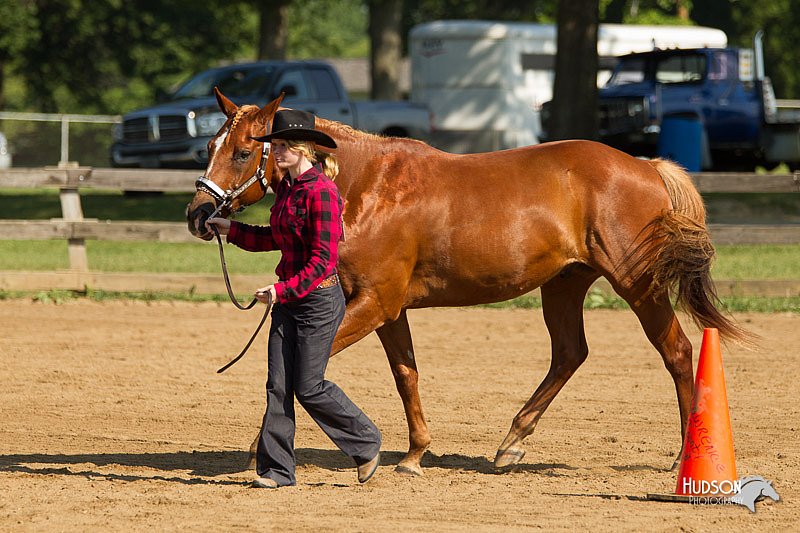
xmin=122 ymin=114 xmax=189 ymax=143
xmin=599 ymin=97 xmax=649 ymax=137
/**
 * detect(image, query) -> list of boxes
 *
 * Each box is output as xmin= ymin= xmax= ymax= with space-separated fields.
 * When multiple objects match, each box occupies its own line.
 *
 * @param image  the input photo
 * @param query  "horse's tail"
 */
xmin=638 ymin=158 xmax=752 ymax=345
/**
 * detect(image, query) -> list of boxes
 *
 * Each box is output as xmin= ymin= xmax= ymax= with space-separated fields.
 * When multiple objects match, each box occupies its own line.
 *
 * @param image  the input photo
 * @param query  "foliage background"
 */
xmin=0 ymin=0 xmax=798 ymax=116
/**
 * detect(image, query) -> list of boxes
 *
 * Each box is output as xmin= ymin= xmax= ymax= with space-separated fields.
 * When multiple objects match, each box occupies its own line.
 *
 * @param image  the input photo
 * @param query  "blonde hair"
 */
xmin=286 ymin=140 xmax=339 ymax=180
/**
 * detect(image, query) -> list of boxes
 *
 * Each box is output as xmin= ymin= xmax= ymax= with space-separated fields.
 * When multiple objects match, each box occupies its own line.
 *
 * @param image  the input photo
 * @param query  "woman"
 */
xmin=206 ymin=109 xmax=381 ymax=488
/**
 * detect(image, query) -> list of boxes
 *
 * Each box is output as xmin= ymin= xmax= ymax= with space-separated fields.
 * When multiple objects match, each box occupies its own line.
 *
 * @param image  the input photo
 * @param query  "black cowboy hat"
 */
xmin=251 ymin=109 xmax=337 ymax=148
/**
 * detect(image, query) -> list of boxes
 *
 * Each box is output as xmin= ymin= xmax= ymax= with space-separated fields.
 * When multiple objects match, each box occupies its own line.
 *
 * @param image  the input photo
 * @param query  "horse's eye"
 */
xmin=235 ymin=150 xmax=252 ymax=162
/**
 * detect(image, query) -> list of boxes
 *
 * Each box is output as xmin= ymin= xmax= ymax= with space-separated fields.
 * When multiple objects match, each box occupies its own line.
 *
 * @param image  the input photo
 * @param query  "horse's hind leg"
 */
xmin=619 ymin=288 xmax=694 ymax=469
xmin=495 ymin=265 xmax=597 ymax=469
xmin=375 ymin=310 xmax=430 ymax=476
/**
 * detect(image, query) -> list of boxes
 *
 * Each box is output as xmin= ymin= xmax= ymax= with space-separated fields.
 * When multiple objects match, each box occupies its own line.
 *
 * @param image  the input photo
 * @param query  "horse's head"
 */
xmin=732 ymin=476 xmax=780 ymax=512
xmin=742 ymin=476 xmax=780 ymax=502
xmin=186 ymin=88 xmax=283 ymax=240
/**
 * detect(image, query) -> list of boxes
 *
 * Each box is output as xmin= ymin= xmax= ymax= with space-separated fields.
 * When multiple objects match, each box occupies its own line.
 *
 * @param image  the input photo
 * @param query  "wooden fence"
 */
xmin=1 ymin=165 xmax=799 ymax=297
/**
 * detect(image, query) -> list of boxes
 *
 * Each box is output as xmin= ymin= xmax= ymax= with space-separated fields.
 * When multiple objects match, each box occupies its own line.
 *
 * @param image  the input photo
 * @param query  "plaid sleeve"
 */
xmin=274 ymin=184 xmax=341 ymax=303
xmin=226 ymin=221 xmax=277 ymax=252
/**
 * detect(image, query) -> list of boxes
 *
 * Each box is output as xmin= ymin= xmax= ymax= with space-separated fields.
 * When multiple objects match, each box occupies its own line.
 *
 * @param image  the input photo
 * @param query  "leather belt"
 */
xmin=317 ymin=273 xmax=340 ymax=289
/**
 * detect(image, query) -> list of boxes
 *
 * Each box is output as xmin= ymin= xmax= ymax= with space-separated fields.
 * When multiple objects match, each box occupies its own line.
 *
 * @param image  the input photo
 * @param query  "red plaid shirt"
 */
xmin=227 ymin=165 xmax=343 ymax=303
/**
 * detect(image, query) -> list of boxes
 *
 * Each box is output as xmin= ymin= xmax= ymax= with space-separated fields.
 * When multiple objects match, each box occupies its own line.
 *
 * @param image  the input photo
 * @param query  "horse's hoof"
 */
xmin=395 ymin=462 xmax=423 ymax=476
xmin=494 ymin=447 xmax=526 ymax=470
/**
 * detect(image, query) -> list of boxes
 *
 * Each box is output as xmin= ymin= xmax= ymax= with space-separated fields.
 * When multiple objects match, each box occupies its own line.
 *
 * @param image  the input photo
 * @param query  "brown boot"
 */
xmin=357 ymin=452 xmax=380 ymax=483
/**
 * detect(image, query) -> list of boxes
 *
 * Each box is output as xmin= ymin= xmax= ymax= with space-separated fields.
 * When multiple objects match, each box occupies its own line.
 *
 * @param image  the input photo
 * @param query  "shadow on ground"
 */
xmin=0 ymin=448 xmax=590 ymax=484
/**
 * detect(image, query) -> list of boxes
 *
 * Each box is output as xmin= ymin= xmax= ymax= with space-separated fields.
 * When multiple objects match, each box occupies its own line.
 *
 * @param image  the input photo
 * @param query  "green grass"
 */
xmin=0 ymin=288 xmax=233 ymax=304
xmin=0 ymin=239 xmax=281 ymax=273
xmin=711 ymin=245 xmax=800 ymax=279
xmin=1 ymin=241 xmax=795 ymax=280
xmin=0 ymin=188 xmax=797 ymax=312
xmin=0 ymin=188 xmax=279 ymax=272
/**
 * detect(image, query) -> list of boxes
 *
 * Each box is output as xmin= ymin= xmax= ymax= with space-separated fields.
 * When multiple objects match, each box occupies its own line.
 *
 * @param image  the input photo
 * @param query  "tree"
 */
xmin=284 ymin=0 xmax=368 ymax=59
xmin=549 ymin=0 xmax=600 ymax=141
xmin=17 ymin=0 xmax=255 ymax=113
xmin=731 ymin=0 xmax=800 ymax=99
xmin=368 ymin=0 xmax=403 ymax=100
xmin=0 ymin=1 xmax=38 ymax=109
xmin=258 ymin=0 xmax=290 ymax=60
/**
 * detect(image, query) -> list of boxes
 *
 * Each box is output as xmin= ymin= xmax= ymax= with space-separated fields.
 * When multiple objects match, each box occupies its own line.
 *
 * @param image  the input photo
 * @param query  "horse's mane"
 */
xmin=316 ymin=116 xmax=432 ymax=150
xmin=317 ymin=118 xmax=384 ymax=142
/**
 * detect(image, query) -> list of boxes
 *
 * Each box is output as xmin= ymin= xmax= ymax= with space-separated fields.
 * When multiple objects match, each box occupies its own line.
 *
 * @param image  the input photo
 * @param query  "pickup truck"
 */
xmin=111 ymin=60 xmax=430 ymax=168
xmin=541 ymin=32 xmax=800 ymax=171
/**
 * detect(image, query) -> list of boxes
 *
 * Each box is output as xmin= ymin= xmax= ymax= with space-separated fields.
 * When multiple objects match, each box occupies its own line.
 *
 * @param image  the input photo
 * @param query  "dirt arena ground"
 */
xmin=0 ymin=299 xmax=796 ymax=531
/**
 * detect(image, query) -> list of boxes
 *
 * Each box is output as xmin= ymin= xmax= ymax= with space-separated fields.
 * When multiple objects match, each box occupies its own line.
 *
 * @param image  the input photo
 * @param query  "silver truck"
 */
xmin=111 ymin=60 xmax=430 ymax=168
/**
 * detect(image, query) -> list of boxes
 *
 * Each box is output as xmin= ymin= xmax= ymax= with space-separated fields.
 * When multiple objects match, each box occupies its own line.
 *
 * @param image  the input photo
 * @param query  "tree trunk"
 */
xmin=677 ymin=1 xmax=690 ymax=21
xmin=368 ymin=0 xmax=402 ymax=100
xmin=549 ymin=0 xmax=600 ymax=141
xmin=0 ymin=60 xmax=4 ymax=110
xmin=258 ymin=0 xmax=289 ymax=60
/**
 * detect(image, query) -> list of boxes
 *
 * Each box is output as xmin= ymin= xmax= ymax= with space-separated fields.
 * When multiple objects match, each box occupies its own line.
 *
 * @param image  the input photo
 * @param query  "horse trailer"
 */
xmin=409 ymin=20 xmax=728 ymax=153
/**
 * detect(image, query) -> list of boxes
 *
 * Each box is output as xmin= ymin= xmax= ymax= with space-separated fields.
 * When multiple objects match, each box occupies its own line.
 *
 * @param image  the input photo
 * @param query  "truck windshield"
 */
xmin=654 ymin=54 xmax=706 ymax=84
xmin=171 ymin=65 xmax=275 ymax=100
xmin=606 ymin=58 xmax=646 ymax=86
xmin=606 ymin=53 xmax=707 ymax=87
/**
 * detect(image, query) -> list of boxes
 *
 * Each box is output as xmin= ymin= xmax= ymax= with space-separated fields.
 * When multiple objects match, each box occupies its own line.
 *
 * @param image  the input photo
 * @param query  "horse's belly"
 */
xmin=407 ymin=257 xmax=564 ymax=308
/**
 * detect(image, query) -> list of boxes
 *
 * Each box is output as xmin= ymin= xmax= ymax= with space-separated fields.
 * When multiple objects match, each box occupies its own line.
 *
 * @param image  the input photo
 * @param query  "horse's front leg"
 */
xmin=245 ymin=290 xmax=390 ymax=471
xmin=375 ymin=309 xmax=430 ymax=476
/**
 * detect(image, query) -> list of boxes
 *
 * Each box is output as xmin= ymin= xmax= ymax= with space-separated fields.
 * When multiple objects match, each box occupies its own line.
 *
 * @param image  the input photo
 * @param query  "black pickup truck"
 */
xmin=111 ymin=60 xmax=430 ymax=168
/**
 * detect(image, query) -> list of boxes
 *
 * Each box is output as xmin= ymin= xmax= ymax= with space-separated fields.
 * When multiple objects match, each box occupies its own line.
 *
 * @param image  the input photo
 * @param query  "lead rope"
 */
xmin=211 ymin=223 xmax=273 ymax=374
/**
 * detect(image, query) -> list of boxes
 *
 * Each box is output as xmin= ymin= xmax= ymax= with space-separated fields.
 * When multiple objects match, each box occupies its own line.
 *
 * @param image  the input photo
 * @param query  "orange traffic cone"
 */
xmin=675 ymin=328 xmax=738 ymax=496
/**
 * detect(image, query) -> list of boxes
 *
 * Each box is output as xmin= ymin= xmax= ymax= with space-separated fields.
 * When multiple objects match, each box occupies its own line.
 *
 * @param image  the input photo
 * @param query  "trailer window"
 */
xmin=655 ymin=54 xmax=706 ymax=84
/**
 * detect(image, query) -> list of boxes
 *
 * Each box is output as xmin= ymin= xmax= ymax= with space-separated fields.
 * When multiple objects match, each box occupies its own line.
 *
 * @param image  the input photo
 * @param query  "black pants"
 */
xmin=256 ymin=284 xmax=382 ymax=486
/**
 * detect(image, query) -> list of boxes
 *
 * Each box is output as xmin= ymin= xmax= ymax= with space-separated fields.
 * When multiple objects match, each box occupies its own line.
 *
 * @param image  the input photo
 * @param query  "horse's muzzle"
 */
xmin=187 ymin=202 xmax=216 ymax=241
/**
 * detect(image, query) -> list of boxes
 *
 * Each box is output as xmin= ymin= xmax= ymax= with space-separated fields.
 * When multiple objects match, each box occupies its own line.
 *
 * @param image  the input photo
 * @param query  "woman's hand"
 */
xmin=205 ymin=217 xmax=231 ymax=235
xmin=255 ymin=284 xmax=277 ymax=304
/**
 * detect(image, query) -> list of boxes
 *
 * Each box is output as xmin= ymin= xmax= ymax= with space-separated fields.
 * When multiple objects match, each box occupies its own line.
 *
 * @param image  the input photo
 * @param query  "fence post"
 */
xmin=58 ymin=162 xmax=89 ymax=272
xmin=60 ymin=115 xmax=70 ymax=165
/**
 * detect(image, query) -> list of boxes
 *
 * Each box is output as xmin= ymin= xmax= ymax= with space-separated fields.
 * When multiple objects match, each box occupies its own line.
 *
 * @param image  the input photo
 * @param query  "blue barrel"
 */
xmin=656 ymin=116 xmax=703 ymax=172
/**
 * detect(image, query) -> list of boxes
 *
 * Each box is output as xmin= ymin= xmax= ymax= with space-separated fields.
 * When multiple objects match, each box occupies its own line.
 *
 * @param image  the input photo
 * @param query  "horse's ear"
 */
xmin=214 ymin=86 xmax=238 ymax=118
xmin=255 ymin=93 xmax=285 ymax=129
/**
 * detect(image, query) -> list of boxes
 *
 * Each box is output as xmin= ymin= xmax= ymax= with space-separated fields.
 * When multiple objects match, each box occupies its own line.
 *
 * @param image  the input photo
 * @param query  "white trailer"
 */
xmin=409 ymin=20 xmax=728 ymax=153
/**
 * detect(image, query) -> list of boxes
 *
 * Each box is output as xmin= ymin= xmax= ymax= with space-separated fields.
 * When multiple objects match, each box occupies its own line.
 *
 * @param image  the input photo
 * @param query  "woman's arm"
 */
xmin=224 ymin=220 xmax=278 ymax=252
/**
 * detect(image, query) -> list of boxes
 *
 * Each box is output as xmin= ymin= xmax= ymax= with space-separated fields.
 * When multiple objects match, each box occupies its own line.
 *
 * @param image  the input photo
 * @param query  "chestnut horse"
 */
xmin=187 ymin=89 xmax=746 ymax=476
